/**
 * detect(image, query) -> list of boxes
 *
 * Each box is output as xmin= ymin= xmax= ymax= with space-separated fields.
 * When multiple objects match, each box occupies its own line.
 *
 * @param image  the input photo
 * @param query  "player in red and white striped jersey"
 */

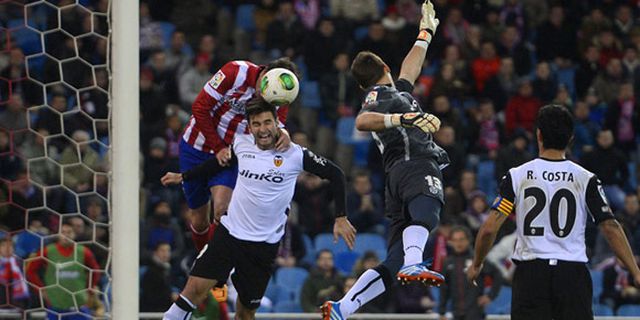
xmin=179 ymin=58 xmax=299 ymax=251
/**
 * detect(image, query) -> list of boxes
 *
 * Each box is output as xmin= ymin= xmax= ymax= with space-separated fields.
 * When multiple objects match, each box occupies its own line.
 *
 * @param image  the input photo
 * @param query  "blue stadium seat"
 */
xmin=256 ymin=304 xmax=272 ymax=313
xmin=157 ymin=22 xmax=176 ymax=49
xmin=336 ymin=117 xmax=356 ymax=145
xmin=353 ymin=26 xmax=369 ymax=41
xmin=485 ymin=286 xmax=511 ymax=315
xmin=265 ymin=281 xmax=294 ymax=305
xmin=353 ymin=233 xmax=386 ymax=256
xmin=430 ymin=286 xmax=440 ymax=305
xmin=301 ymin=81 xmax=322 ymax=109
xmin=617 ymin=304 xmax=640 ymax=316
xmin=301 ymin=233 xmax=315 ymax=266
xmin=590 ymin=270 xmax=603 ymax=303
xmin=236 ymin=4 xmax=256 ymax=32
xmin=476 ymin=160 xmax=496 ymax=198
xmin=9 ymin=24 xmax=42 ymax=55
xmin=593 ymin=304 xmax=614 ymax=316
xmin=275 ymin=267 xmax=308 ymax=301
xmin=335 ymin=251 xmax=361 ymax=274
xmin=273 ymin=300 xmax=303 ymax=313
xmin=314 ymin=233 xmax=349 ymax=255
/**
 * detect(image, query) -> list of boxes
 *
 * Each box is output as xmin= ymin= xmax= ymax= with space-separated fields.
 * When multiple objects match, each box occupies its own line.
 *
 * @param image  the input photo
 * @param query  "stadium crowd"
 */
xmin=0 ymin=0 xmax=640 ymax=318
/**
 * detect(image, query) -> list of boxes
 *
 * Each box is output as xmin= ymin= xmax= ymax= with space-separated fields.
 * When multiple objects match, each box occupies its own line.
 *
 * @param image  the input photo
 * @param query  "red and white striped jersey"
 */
xmin=182 ymin=60 xmax=289 ymax=154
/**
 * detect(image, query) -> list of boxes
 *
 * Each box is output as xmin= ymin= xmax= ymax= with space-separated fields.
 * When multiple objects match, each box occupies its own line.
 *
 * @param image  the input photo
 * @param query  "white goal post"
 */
xmin=111 ymin=0 xmax=139 ymax=319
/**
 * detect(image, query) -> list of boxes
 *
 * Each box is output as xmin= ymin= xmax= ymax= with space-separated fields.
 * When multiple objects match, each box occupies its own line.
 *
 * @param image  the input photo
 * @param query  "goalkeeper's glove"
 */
xmin=418 ymin=0 xmax=439 ymax=43
xmin=391 ymin=112 xmax=441 ymax=134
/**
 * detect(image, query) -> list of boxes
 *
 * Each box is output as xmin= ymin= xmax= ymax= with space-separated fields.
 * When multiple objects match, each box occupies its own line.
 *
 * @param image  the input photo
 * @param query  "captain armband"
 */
xmin=491 ymin=197 xmax=514 ymax=216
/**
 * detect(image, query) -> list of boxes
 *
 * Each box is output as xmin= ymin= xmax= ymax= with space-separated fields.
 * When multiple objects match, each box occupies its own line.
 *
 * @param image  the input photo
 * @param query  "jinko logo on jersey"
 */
xmin=240 ymin=169 xmax=284 ymax=183
xmin=274 ymin=155 xmax=283 ymax=167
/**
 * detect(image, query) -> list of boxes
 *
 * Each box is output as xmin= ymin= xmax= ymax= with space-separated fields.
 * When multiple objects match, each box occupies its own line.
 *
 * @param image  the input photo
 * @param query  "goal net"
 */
xmin=0 ymin=0 xmax=113 ymax=318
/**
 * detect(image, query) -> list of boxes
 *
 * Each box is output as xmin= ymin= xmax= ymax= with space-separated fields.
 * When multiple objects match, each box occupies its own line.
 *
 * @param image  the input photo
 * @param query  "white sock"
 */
xmin=163 ymin=294 xmax=195 ymax=320
xmin=338 ymin=269 xmax=386 ymax=317
xmin=403 ymin=225 xmax=429 ymax=266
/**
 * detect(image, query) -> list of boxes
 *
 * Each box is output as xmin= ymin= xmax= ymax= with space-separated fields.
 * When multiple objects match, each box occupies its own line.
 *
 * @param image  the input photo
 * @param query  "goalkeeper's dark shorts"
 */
xmin=384 ymin=157 xmax=444 ymax=219
xmin=190 ymin=224 xmax=278 ymax=310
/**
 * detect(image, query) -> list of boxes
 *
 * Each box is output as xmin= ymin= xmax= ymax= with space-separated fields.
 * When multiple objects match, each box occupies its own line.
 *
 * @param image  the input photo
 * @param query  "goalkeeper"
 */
xmin=322 ymin=1 xmax=448 ymax=319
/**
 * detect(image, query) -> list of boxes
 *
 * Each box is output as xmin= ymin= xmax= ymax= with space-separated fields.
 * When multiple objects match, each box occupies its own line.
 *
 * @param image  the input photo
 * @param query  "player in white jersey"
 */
xmin=161 ymin=100 xmax=357 ymax=320
xmin=467 ymin=105 xmax=640 ymax=320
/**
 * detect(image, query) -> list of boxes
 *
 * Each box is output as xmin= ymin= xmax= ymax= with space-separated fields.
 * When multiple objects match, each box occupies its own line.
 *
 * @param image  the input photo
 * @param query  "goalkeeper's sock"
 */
xmin=163 ymin=294 xmax=195 ymax=320
xmin=403 ymin=225 xmax=429 ymax=266
xmin=338 ymin=269 xmax=386 ymax=317
xmin=190 ymin=223 xmax=211 ymax=251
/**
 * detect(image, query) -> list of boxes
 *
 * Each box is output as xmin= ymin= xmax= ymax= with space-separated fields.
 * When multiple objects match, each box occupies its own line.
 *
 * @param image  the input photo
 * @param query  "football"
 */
xmin=259 ymin=68 xmax=299 ymax=105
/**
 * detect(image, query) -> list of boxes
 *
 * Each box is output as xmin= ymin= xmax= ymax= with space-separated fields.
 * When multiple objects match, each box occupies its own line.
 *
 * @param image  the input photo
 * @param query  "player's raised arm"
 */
xmin=301 ymin=148 xmax=356 ymax=249
xmin=161 ymin=152 xmax=238 ymax=186
xmin=398 ymin=0 xmax=439 ymax=85
xmin=355 ymin=111 xmax=440 ymax=134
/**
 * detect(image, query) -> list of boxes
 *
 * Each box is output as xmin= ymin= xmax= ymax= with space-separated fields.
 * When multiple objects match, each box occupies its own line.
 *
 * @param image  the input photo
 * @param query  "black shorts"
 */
xmin=511 ymin=259 xmax=593 ymax=320
xmin=385 ymin=158 xmax=443 ymax=237
xmin=190 ymin=224 xmax=279 ymax=310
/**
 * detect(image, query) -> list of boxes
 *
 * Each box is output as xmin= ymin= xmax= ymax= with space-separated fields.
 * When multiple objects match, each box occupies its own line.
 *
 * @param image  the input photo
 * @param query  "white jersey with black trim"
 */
xmin=502 ymin=158 xmax=613 ymax=262
xmin=221 ymin=134 xmax=304 ymax=243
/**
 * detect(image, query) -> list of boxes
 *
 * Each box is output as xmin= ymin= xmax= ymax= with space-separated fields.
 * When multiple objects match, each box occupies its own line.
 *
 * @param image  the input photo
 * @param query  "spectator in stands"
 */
xmin=434 ymin=125 xmax=465 ymax=188
xmin=394 ymin=282 xmax=435 ymax=314
xmin=195 ymin=35 xmax=223 ymax=74
xmin=148 ymin=51 xmax=179 ymax=104
xmin=67 ymin=216 xmax=91 ymax=242
xmin=178 ymin=54 xmax=211 ymax=108
xmin=467 ymin=99 xmax=503 ymax=161
xmin=483 ymin=57 xmax=517 ymax=112
xmin=605 ymin=82 xmax=639 ymax=154
xmin=275 ymin=214 xmax=306 ymax=269
xmin=462 ymin=190 xmax=489 ymax=236
xmin=442 ymin=7 xmax=469 ymax=46
xmin=301 ymin=250 xmax=344 ymax=312
xmin=535 ymin=4 xmax=576 ymax=61
xmin=504 ymin=78 xmax=542 ymax=137
xmin=141 ymin=242 xmax=177 ymax=312
xmin=613 ymin=5 xmax=634 ymax=40
xmin=140 ymin=67 xmax=168 ymax=142
xmin=295 ymin=0 xmax=321 ymax=31
xmin=351 ymin=251 xmax=380 ymax=277
xmin=266 ymin=1 xmax=304 ymax=59
xmin=461 ymin=25 xmax=482 ymax=60
xmin=575 ymin=45 xmax=602 ymax=99
xmin=429 ymin=95 xmax=463 ymax=142
xmin=471 ymin=41 xmax=500 ymax=93
xmin=294 ymin=172 xmax=334 ymax=236
xmin=329 ymin=0 xmax=379 ymax=25
xmin=615 ymin=194 xmax=640 ymax=248
xmin=551 ymin=84 xmax=573 ymax=109
xmin=0 ymin=95 xmax=26 ymax=132
xmin=439 ymin=226 xmax=503 ymax=320
xmin=494 ymin=130 xmax=533 ymax=181
xmin=0 ymin=235 xmax=29 ymax=310
xmin=164 ymin=113 xmax=182 ymax=160
xmin=26 ymin=222 xmax=102 ymax=319
xmin=601 ymin=257 xmax=640 ymax=312
xmin=581 ymin=130 xmax=629 ymax=210
xmin=139 ymin=1 xmax=164 ymax=61
xmin=592 ymin=58 xmax=627 ymax=105
xmin=597 ymin=30 xmax=624 ymax=68
xmin=622 ymin=46 xmax=640 ymax=80
xmin=346 ymin=171 xmax=384 ymax=234
xmin=579 ymin=8 xmax=612 ymax=53
xmin=61 ymin=130 xmax=101 ymax=193
xmin=496 ymin=26 xmax=532 ymax=76
xmin=445 ymin=170 xmax=480 ymax=217
xmin=429 ymin=63 xmax=469 ymax=102
xmin=354 ymin=21 xmax=396 ymax=71
xmin=14 ymin=219 xmax=49 ymax=259
xmin=532 ymin=61 xmax=558 ymax=104
xmin=0 ymin=130 xmax=21 ymax=181
xmin=164 ymin=31 xmax=192 ymax=77
xmin=140 ymin=200 xmax=184 ymax=262
xmin=572 ymin=100 xmax=600 ymax=159
xmin=0 ymin=48 xmax=42 ymax=106
xmin=441 ymin=44 xmax=471 ymax=83
xmin=499 ymin=0 xmax=526 ymax=39
xmin=304 ymin=18 xmax=347 ymax=81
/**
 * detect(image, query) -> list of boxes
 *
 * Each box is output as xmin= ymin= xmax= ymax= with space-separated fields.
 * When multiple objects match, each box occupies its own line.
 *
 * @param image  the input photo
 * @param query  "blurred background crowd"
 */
xmin=0 ymin=0 xmax=640 ymax=318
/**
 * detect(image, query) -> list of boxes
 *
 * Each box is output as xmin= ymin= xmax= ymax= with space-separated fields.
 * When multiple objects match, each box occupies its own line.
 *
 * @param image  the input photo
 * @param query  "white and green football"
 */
xmin=259 ymin=68 xmax=299 ymax=106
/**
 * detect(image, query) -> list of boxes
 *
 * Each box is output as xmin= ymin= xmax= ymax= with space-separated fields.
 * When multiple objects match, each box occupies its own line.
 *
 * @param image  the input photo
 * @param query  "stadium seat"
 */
xmin=275 ymin=267 xmax=308 ymax=301
xmin=314 ymin=233 xmax=349 ymax=255
xmin=335 ymin=251 xmax=361 ymax=274
xmin=265 ymin=282 xmax=294 ymax=305
xmin=236 ymin=4 xmax=256 ymax=32
xmin=593 ymin=304 xmax=614 ymax=316
xmin=273 ymin=300 xmax=303 ymax=313
xmin=301 ymin=233 xmax=315 ymax=266
xmin=354 ymin=26 xmax=369 ymax=41
xmin=476 ymin=160 xmax=497 ymax=198
xmin=157 ymin=22 xmax=176 ymax=49
xmin=485 ymin=286 xmax=511 ymax=315
xmin=301 ymin=81 xmax=322 ymax=109
xmin=617 ymin=304 xmax=640 ymax=316
xmin=336 ymin=117 xmax=356 ymax=145
xmin=590 ymin=270 xmax=603 ymax=303
xmin=353 ymin=233 xmax=386 ymax=256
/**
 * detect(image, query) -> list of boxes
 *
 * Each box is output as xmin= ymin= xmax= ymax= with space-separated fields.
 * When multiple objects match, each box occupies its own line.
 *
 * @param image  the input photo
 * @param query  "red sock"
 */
xmin=190 ymin=224 xmax=211 ymax=251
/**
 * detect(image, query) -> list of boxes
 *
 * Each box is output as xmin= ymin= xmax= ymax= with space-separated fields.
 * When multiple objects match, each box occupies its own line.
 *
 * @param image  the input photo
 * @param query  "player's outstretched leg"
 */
xmin=321 ymin=301 xmax=344 ymax=320
xmin=396 ymin=195 xmax=444 ymax=286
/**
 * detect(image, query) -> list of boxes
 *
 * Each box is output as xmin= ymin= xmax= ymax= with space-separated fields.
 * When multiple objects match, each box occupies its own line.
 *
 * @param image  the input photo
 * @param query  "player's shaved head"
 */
xmin=536 ymin=104 xmax=574 ymax=151
xmin=351 ymin=51 xmax=387 ymax=88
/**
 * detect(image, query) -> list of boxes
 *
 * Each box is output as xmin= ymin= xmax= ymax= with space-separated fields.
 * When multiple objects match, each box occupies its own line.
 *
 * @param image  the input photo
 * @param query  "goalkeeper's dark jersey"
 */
xmin=359 ymin=78 xmax=449 ymax=172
